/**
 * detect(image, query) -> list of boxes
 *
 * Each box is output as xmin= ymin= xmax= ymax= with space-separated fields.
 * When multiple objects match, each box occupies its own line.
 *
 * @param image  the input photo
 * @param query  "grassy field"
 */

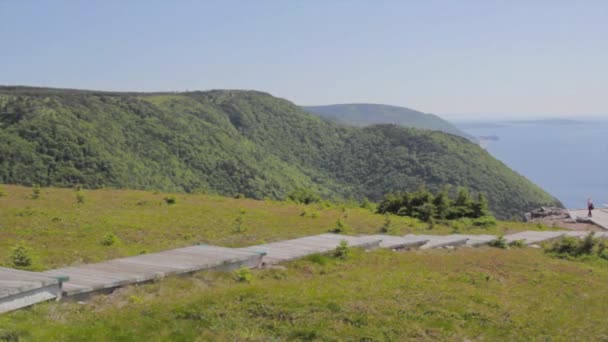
xmin=2 ymin=248 xmax=608 ymax=341
xmin=1 ymin=185 xmax=604 ymax=341
xmin=0 ymin=185 xmax=552 ymax=270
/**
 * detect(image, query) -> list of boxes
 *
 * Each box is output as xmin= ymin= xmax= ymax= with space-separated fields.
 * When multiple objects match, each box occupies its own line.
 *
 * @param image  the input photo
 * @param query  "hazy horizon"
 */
xmin=2 ymin=1 xmax=607 ymax=119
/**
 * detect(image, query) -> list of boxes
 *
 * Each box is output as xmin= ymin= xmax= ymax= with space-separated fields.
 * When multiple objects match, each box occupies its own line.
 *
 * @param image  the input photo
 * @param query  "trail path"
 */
xmin=568 ymin=209 xmax=608 ymax=230
xmin=3 ymin=229 xmax=607 ymax=314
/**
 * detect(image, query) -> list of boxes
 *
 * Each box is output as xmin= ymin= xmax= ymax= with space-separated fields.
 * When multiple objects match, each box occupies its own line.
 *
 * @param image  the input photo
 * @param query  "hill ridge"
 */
xmin=0 ymin=86 xmax=560 ymax=218
xmin=303 ymin=103 xmax=476 ymax=142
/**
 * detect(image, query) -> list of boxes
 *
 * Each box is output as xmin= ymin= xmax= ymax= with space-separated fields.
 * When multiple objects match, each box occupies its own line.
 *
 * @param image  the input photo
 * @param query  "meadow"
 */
xmin=2 ymin=185 xmax=606 ymax=341
xmin=2 ymin=248 xmax=608 ymax=341
xmin=0 ymin=185 xmax=549 ymax=270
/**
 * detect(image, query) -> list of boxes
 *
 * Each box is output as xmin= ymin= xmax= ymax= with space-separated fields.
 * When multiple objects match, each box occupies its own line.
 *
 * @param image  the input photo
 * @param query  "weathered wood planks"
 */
xmin=42 ymin=245 xmax=263 ymax=298
xmin=239 ymin=234 xmax=382 ymax=265
xmin=0 ymin=267 xmax=63 ymax=314
xmin=503 ymin=231 xmax=565 ymax=245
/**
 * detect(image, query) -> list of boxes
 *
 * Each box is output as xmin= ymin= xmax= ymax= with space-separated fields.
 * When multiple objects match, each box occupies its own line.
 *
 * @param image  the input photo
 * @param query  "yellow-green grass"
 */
xmin=0 ymin=185 xmax=553 ymax=270
xmin=2 ymin=248 xmax=608 ymax=341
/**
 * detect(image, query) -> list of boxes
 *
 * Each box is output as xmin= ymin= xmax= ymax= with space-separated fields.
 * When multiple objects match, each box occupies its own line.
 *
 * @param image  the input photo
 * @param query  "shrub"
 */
xmin=546 ymin=236 xmax=581 ymax=256
xmin=287 ymin=188 xmax=320 ymax=205
xmin=378 ymin=187 xmax=495 ymax=222
xmin=508 ymin=240 xmax=526 ymax=248
xmin=545 ymin=233 xmax=605 ymax=259
xmin=488 ymin=236 xmax=508 ymax=249
xmin=234 ymin=267 xmax=253 ymax=283
xmin=76 ymin=191 xmax=85 ymax=204
xmin=30 ymin=184 xmax=41 ymax=199
xmin=333 ymin=240 xmax=351 ymax=260
xmin=164 ymin=196 xmax=177 ymax=205
xmin=9 ymin=245 xmax=33 ymax=269
xmin=599 ymin=249 xmax=608 ymax=261
xmin=360 ymin=198 xmax=373 ymax=210
xmin=100 ymin=233 xmax=119 ymax=246
xmin=427 ymin=217 xmax=436 ymax=230
xmin=380 ymin=214 xmax=392 ymax=233
xmin=578 ymin=233 xmax=596 ymax=255
xmin=305 ymin=253 xmax=329 ymax=265
xmin=232 ymin=212 xmax=246 ymax=233
xmin=472 ymin=216 xmax=497 ymax=228
xmin=329 ymin=219 xmax=350 ymax=234
xmin=0 ymin=329 xmax=19 ymax=342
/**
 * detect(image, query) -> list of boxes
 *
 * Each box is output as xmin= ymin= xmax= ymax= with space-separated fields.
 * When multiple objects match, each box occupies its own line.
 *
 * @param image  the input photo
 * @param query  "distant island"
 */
xmin=506 ymin=119 xmax=585 ymax=125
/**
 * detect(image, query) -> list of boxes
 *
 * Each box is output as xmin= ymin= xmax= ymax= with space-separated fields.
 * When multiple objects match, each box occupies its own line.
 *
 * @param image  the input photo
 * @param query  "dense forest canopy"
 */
xmin=0 ymin=86 xmax=560 ymax=218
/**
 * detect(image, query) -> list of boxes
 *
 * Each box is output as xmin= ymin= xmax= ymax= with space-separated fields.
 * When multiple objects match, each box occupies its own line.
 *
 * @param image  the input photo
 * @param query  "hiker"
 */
xmin=588 ymin=198 xmax=594 ymax=217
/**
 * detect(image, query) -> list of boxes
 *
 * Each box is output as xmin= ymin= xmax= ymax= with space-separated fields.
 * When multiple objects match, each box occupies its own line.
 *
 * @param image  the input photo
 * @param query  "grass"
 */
xmin=2 ymin=248 xmax=608 ymax=340
xmin=0 ymin=185 xmax=555 ymax=270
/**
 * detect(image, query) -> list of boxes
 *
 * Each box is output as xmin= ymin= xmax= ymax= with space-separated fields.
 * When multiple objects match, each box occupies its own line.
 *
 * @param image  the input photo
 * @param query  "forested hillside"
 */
xmin=0 ymin=86 xmax=560 ymax=218
xmin=303 ymin=103 xmax=476 ymax=142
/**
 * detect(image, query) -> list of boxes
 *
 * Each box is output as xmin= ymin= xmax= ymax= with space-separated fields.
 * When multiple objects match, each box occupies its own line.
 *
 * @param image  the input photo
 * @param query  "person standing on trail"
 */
xmin=588 ymin=198 xmax=594 ymax=217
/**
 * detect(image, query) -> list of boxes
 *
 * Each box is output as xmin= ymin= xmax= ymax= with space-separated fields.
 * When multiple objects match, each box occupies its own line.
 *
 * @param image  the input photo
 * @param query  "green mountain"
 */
xmin=303 ymin=103 xmax=476 ymax=142
xmin=0 ymin=86 xmax=560 ymax=218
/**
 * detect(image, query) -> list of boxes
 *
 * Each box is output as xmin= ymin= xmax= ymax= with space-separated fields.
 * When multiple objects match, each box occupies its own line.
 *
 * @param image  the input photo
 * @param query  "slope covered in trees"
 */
xmin=303 ymin=103 xmax=476 ymax=142
xmin=0 ymin=86 xmax=560 ymax=218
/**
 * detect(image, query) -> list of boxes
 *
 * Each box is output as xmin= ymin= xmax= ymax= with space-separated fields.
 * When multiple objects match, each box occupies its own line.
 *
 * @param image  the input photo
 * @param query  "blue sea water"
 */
xmin=458 ymin=120 xmax=608 ymax=209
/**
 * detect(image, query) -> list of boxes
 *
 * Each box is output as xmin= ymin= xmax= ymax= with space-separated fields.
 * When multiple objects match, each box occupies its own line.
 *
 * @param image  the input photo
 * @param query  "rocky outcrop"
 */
xmin=524 ymin=207 xmax=569 ymax=222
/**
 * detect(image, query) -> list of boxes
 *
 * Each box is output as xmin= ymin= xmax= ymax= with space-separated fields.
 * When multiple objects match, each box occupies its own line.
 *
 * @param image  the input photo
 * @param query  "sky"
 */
xmin=1 ymin=0 xmax=607 ymax=119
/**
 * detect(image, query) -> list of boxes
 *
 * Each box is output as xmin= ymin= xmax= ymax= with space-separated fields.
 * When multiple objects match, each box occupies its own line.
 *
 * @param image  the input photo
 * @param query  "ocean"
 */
xmin=458 ymin=119 xmax=608 ymax=209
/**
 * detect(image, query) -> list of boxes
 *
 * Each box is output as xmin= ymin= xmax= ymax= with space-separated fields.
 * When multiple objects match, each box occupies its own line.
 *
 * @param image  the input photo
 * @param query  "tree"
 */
xmin=432 ymin=187 xmax=451 ymax=219
xmin=10 ymin=245 xmax=32 ymax=269
xmin=471 ymin=193 xmax=490 ymax=218
xmin=448 ymin=187 xmax=473 ymax=219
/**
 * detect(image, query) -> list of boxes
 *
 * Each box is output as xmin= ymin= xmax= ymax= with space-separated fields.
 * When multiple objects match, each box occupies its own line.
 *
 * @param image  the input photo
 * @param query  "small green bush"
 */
xmin=508 ymin=240 xmax=526 ymax=248
xmin=547 ymin=236 xmax=582 ymax=256
xmin=100 ymin=233 xmax=119 ymax=246
xmin=232 ymin=212 xmax=247 ymax=233
xmin=599 ymin=249 xmax=608 ymax=261
xmin=333 ymin=240 xmax=351 ymax=260
xmin=488 ymin=236 xmax=508 ymax=249
xmin=472 ymin=216 xmax=497 ymax=228
xmin=76 ymin=191 xmax=85 ymax=204
xmin=234 ymin=267 xmax=253 ymax=283
xmin=9 ymin=245 xmax=33 ymax=269
xmin=287 ymin=188 xmax=320 ymax=205
xmin=164 ymin=196 xmax=177 ymax=205
xmin=0 ymin=329 xmax=19 ymax=342
xmin=305 ymin=253 xmax=329 ymax=265
xmin=30 ymin=184 xmax=41 ymax=199
xmin=380 ymin=214 xmax=392 ymax=233
xmin=545 ymin=233 xmax=607 ymax=260
xmin=329 ymin=219 xmax=350 ymax=234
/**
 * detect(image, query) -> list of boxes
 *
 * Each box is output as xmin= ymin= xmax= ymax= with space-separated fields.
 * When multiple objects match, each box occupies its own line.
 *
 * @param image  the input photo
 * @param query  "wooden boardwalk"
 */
xmin=365 ymin=235 xmax=429 ymax=249
xmin=504 ymin=231 xmax=565 ymax=245
xmin=42 ymin=245 xmax=263 ymax=298
xmin=0 ymin=267 xmax=62 ymax=314
xmin=406 ymin=234 xmax=470 ymax=249
xmin=569 ymin=209 xmax=608 ymax=230
xmin=0 ymin=229 xmax=591 ymax=313
xmin=239 ymin=234 xmax=382 ymax=266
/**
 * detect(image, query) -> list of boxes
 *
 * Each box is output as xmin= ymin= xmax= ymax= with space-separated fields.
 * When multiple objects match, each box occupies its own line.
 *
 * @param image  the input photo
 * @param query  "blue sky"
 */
xmin=1 ymin=0 xmax=606 ymax=118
